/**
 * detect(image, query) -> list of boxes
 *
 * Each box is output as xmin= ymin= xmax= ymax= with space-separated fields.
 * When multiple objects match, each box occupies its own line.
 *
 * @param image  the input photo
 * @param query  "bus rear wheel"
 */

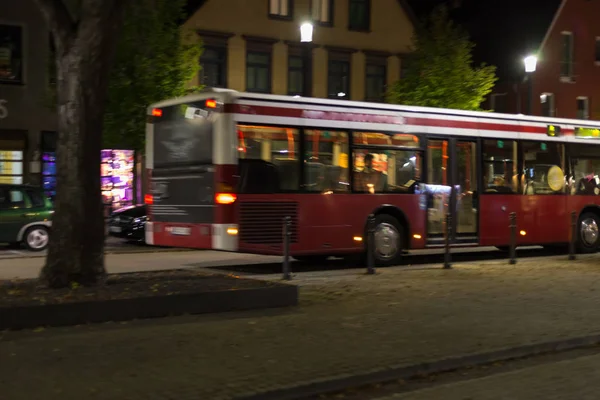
xmin=578 ymin=212 xmax=600 ymax=253
xmin=369 ymin=214 xmax=403 ymax=267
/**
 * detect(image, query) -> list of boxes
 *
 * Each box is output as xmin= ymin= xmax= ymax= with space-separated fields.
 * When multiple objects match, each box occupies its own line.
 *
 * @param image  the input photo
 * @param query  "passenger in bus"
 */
xmin=357 ymin=153 xmax=387 ymax=193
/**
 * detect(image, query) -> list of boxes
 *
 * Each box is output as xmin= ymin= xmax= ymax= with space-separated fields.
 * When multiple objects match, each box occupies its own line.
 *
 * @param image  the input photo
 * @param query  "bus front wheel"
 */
xmin=578 ymin=212 xmax=600 ymax=253
xmin=368 ymin=214 xmax=404 ymax=267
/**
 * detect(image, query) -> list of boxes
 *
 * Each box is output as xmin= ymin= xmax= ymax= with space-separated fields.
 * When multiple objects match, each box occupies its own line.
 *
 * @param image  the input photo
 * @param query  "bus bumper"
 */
xmin=145 ymin=222 xmax=238 ymax=251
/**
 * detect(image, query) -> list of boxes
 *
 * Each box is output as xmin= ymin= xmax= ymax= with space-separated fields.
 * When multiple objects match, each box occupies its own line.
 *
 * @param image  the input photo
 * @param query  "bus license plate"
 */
xmin=169 ymin=227 xmax=191 ymax=236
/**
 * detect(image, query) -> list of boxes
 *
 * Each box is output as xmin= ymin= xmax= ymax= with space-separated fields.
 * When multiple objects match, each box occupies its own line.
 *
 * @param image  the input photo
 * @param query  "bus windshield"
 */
xmin=152 ymin=101 xmax=215 ymax=167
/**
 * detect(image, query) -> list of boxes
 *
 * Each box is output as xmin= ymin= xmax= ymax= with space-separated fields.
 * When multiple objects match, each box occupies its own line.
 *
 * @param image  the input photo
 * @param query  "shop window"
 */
xmin=101 ymin=150 xmax=136 ymax=214
xmin=200 ymin=46 xmax=227 ymax=88
xmin=0 ymin=150 xmax=23 ymax=184
xmin=269 ymin=0 xmax=292 ymax=19
xmin=365 ymin=63 xmax=386 ymax=102
xmin=312 ymin=0 xmax=333 ymax=25
xmin=482 ymin=139 xmax=518 ymax=194
xmin=246 ymin=51 xmax=271 ymax=93
xmin=348 ymin=0 xmax=370 ymax=31
xmin=0 ymin=24 xmax=23 ymax=84
xmin=522 ymin=141 xmax=565 ymax=195
xmin=304 ymin=130 xmax=349 ymax=192
xmin=328 ymin=58 xmax=350 ymax=99
xmin=237 ymin=125 xmax=300 ymax=193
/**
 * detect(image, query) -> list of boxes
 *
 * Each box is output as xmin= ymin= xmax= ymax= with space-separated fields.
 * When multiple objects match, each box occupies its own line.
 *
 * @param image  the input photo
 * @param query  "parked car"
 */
xmin=0 ymin=184 xmax=53 ymax=251
xmin=108 ymin=204 xmax=147 ymax=243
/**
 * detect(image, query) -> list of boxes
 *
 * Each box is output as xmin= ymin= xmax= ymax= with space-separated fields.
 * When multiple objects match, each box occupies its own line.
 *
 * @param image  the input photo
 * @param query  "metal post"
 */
xmin=444 ymin=213 xmax=452 ymax=269
xmin=367 ymin=214 xmax=376 ymax=274
xmin=282 ymin=216 xmax=292 ymax=280
xmin=526 ymin=74 xmax=533 ymax=115
xmin=509 ymin=212 xmax=517 ymax=265
xmin=569 ymin=211 xmax=577 ymax=260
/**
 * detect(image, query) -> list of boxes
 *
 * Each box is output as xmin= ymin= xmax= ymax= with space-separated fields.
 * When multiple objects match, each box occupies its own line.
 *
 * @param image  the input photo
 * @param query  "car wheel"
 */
xmin=369 ymin=214 xmax=403 ymax=267
xmin=24 ymin=226 xmax=50 ymax=251
xmin=578 ymin=212 xmax=600 ymax=253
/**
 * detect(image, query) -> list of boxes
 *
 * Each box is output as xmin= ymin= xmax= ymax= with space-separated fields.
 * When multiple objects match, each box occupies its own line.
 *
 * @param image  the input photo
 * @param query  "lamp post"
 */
xmin=300 ymin=22 xmax=313 ymax=97
xmin=523 ymin=55 xmax=537 ymax=115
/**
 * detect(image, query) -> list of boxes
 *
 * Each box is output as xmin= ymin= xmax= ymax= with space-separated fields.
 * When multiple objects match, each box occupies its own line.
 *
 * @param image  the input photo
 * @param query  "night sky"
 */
xmin=185 ymin=0 xmax=562 ymax=82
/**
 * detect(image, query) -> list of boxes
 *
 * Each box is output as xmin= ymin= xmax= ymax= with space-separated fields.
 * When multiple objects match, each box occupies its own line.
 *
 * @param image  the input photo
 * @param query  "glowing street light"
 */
xmin=300 ymin=23 xmax=313 ymax=43
xmin=524 ymin=55 xmax=537 ymax=73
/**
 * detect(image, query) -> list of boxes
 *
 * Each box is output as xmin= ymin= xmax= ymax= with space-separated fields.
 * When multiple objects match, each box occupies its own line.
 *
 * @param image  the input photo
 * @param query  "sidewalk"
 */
xmin=2 ymin=255 xmax=600 ymax=399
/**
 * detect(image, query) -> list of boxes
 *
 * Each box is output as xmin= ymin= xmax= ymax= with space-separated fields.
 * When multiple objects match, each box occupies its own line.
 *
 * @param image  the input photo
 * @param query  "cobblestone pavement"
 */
xmin=3 ymin=255 xmax=600 ymax=399
xmin=380 ymin=352 xmax=600 ymax=400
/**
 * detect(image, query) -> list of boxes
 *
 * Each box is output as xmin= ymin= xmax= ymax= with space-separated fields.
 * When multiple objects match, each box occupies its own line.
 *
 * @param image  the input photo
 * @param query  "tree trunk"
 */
xmin=35 ymin=0 xmax=127 ymax=287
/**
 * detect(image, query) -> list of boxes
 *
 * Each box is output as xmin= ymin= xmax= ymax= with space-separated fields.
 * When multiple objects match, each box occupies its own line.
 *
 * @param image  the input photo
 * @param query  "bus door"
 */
xmin=423 ymin=138 xmax=479 ymax=245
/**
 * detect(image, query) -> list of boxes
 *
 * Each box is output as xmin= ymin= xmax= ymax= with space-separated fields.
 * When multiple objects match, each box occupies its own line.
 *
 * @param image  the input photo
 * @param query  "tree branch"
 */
xmin=34 ymin=0 xmax=76 ymax=53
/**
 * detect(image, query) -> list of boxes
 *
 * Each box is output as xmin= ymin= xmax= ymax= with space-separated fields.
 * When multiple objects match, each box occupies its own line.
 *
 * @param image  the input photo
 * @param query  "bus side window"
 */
xmin=238 ymin=159 xmax=279 ymax=194
xmin=303 ymin=130 xmax=349 ymax=193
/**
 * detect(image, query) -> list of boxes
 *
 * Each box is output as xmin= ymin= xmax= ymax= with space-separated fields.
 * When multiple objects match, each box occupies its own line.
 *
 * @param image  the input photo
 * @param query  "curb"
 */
xmin=0 ymin=247 xmax=196 ymax=260
xmin=240 ymin=333 xmax=600 ymax=400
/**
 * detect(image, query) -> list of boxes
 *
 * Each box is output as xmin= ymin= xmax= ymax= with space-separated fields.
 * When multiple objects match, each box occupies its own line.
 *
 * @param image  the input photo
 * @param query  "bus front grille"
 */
xmin=239 ymin=202 xmax=299 ymax=244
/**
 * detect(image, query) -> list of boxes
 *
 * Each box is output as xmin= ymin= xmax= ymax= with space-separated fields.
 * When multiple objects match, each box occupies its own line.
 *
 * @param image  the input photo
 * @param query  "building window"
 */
xmin=365 ymin=63 xmax=386 ymax=102
xmin=48 ymin=36 xmax=56 ymax=86
xmin=328 ymin=58 xmax=350 ymax=99
xmin=312 ymin=0 xmax=333 ymax=25
xmin=596 ymin=37 xmax=600 ymax=63
xmin=41 ymin=131 xmax=57 ymax=200
xmin=288 ymin=55 xmax=304 ymax=96
xmin=200 ymin=47 xmax=227 ymax=88
xmin=560 ymin=32 xmax=573 ymax=78
xmin=269 ymin=0 xmax=292 ymax=19
xmin=348 ymin=0 xmax=370 ymax=31
xmin=246 ymin=51 xmax=271 ymax=93
xmin=577 ymin=97 xmax=589 ymax=120
xmin=0 ymin=24 xmax=23 ymax=84
xmin=540 ymin=92 xmax=555 ymax=117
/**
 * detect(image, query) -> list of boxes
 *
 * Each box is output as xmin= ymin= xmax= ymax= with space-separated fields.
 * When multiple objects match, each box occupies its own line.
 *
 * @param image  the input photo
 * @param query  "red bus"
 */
xmin=144 ymin=88 xmax=600 ymax=265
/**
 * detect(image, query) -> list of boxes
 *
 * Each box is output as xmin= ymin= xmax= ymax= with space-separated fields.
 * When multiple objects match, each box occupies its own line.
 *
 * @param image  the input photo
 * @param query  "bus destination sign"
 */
xmin=546 ymin=125 xmax=561 ymax=137
xmin=574 ymin=127 xmax=600 ymax=138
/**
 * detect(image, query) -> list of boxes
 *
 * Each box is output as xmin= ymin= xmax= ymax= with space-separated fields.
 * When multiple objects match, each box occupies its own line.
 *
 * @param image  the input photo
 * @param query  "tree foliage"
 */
xmin=387 ymin=6 xmax=497 ymax=111
xmin=102 ymin=0 xmax=203 ymax=151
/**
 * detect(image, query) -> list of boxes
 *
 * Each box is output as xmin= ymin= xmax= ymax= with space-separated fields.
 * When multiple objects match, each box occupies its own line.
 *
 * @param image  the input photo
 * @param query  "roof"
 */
xmin=185 ymin=0 xmax=418 ymax=27
xmin=538 ymin=0 xmax=567 ymax=53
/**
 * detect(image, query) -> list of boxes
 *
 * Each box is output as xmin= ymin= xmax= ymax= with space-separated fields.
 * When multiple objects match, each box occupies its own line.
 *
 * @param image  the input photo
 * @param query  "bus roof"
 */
xmin=148 ymin=88 xmax=600 ymax=132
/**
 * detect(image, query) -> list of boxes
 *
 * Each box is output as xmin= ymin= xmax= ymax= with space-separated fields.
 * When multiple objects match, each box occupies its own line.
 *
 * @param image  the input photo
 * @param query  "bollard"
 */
xmin=509 ymin=212 xmax=517 ymax=265
xmin=282 ymin=216 xmax=292 ymax=280
xmin=569 ymin=211 xmax=577 ymax=260
xmin=443 ymin=213 xmax=452 ymax=269
xmin=366 ymin=214 xmax=376 ymax=274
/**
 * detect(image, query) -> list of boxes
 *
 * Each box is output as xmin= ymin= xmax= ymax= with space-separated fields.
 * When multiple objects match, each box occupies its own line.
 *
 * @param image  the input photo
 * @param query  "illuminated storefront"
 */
xmin=41 ymin=132 xmax=139 ymax=213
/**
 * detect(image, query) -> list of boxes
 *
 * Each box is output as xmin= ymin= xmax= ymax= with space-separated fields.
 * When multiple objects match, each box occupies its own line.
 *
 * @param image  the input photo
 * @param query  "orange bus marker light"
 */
xmin=520 ymin=230 xmax=527 ymax=236
xmin=353 ymin=236 xmax=363 ymax=242
xmin=413 ymin=234 xmax=422 ymax=240
xmin=227 ymin=227 xmax=238 ymax=235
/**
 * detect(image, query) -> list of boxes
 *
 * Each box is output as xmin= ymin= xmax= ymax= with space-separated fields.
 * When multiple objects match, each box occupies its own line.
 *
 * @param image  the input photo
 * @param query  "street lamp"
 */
xmin=299 ymin=23 xmax=313 ymax=97
xmin=523 ymin=55 xmax=537 ymax=115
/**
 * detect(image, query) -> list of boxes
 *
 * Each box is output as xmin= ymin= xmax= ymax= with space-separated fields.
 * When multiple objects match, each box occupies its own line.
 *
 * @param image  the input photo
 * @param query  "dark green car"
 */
xmin=0 ymin=184 xmax=53 ymax=251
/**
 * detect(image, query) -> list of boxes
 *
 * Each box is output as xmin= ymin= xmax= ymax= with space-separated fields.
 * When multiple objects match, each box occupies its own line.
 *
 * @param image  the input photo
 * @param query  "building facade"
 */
xmin=490 ymin=0 xmax=600 ymax=120
xmin=0 ymin=0 xmax=139 ymax=212
xmin=184 ymin=0 xmax=416 ymax=102
xmin=0 ymin=0 xmax=57 ymax=188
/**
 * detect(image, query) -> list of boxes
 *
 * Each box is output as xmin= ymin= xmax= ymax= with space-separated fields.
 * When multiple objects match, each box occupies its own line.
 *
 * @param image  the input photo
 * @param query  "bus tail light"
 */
xmin=151 ymin=108 xmax=162 ymax=117
xmin=144 ymin=194 xmax=153 ymax=204
xmin=206 ymin=99 xmax=217 ymax=108
xmin=216 ymin=193 xmax=237 ymax=205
